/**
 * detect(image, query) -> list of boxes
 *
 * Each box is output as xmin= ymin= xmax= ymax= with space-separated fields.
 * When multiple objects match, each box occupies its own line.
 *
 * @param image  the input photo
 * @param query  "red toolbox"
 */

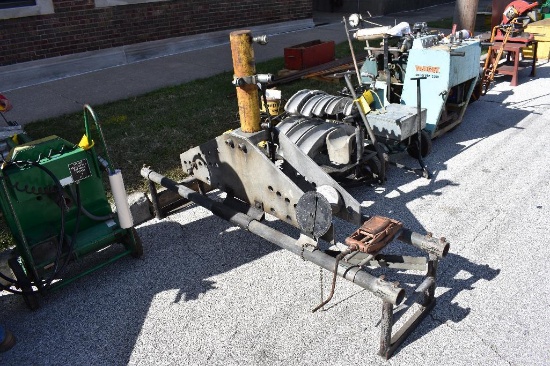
xmin=284 ymin=40 xmax=335 ymax=70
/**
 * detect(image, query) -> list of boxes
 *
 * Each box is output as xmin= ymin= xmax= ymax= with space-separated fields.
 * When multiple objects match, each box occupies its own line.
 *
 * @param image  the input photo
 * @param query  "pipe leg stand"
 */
xmin=148 ymin=179 xmax=163 ymax=219
xmin=379 ymin=301 xmax=393 ymax=358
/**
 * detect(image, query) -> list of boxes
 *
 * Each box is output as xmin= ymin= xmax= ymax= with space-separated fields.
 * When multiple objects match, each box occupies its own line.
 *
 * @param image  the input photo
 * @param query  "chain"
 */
xmin=319 ymin=266 xmax=324 ymax=307
xmin=298 ymin=239 xmax=325 ymax=310
xmin=300 ymin=241 xmax=316 ymax=261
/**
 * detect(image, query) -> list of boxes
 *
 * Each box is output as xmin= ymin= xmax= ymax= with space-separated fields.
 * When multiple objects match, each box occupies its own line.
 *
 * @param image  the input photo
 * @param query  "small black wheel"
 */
xmin=470 ymin=80 xmax=483 ymax=103
xmin=8 ymin=257 xmax=39 ymax=310
xmin=362 ymin=155 xmax=382 ymax=183
xmin=407 ymin=130 xmax=432 ymax=159
xmin=123 ymin=227 xmax=143 ymax=258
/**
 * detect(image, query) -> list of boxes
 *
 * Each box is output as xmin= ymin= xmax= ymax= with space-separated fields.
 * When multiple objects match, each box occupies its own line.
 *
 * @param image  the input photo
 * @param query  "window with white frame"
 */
xmin=0 ymin=0 xmax=54 ymax=19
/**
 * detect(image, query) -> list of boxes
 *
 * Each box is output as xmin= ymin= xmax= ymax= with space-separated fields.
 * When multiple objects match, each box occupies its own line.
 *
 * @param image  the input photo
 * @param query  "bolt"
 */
xmin=225 ymin=139 xmax=234 ymax=148
xmin=252 ymin=34 xmax=268 ymax=45
xmin=238 ymin=143 xmax=247 ymax=153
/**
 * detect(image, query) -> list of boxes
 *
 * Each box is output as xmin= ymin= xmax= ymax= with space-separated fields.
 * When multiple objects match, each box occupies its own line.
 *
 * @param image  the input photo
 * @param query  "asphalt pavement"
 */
xmin=2 ymin=1 xmax=550 ymax=365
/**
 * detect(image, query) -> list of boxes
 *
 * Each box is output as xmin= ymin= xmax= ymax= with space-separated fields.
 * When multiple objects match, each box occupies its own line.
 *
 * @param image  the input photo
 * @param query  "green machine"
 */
xmin=542 ymin=1 xmax=550 ymax=19
xmin=0 ymin=106 xmax=142 ymax=309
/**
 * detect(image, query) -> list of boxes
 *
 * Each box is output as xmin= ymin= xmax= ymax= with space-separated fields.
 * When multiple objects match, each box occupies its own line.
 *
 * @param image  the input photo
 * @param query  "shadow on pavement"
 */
xmin=0 ymin=210 xmax=282 ymax=364
xmin=0 ymin=63 xmax=544 ymax=364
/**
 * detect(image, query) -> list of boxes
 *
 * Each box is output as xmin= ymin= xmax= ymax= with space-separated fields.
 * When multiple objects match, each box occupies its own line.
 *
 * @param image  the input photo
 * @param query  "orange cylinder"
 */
xmin=230 ymin=30 xmax=261 ymax=133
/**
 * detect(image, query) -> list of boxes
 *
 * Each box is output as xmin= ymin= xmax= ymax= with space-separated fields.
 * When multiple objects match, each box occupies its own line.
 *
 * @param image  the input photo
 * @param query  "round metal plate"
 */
xmin=296 ymin=191 xmax=332 ymax=238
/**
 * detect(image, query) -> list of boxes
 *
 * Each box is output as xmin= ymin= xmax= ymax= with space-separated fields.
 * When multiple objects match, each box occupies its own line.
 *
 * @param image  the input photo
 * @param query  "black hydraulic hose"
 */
xmin=0 ymin=273 xmax=27 ymax=294
xmin=0 ymin=111 xmax=9 ymax=125
xmin=68 ymin=184 xmax=113 ymax=221
xmin=25 ymin=160 xmax=67 ymax=290
xmin=0 ymin=160 xmax=67 ymax=293
xmin=49 ymin=182 xmax=82 ymax=284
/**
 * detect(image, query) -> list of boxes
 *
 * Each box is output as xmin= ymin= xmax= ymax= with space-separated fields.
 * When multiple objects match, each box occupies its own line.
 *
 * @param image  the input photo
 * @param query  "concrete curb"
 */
xmin=0 ymin=18 xmax=314 ymax=92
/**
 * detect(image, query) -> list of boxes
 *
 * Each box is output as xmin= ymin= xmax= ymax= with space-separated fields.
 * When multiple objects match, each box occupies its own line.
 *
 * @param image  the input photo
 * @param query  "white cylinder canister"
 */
xmin=108 ymin=169 xmax=133 ymax=229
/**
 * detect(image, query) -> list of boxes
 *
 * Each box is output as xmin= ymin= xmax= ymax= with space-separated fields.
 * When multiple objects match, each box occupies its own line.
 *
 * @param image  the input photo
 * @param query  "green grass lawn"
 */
xmin=22 ymin=40 xmax=365 ymax=192
xmin=0 ymin=40 xmax=363 ymax=250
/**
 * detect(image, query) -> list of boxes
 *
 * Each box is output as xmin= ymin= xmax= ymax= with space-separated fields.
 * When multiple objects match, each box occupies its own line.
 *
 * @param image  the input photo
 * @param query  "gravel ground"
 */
xmin=1 ymin=63 xmax=549 ymax=365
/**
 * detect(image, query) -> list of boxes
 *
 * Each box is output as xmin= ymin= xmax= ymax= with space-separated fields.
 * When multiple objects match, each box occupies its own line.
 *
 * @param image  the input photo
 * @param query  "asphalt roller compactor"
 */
xmin=142 ymin=30 xmax=451 ymax=359
xmin=0 ymin=106 xmax=143 ymax=309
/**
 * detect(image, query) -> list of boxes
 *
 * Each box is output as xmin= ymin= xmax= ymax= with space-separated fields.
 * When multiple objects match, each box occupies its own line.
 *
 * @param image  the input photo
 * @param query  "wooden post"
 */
xmin=453 ymin=0 xmax=480 ymax=34
xmin=230 ymin=30 xmax=261 ymax=133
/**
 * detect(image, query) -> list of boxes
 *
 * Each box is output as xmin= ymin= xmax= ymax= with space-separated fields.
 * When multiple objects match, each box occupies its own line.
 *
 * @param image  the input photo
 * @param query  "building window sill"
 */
xmin=95 ymin=0 xmax=169 ymax=8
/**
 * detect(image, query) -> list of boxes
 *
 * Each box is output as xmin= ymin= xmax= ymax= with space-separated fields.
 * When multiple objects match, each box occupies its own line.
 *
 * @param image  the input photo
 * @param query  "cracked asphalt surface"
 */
xmin=2 ymin=63 xmax=549 ymax=365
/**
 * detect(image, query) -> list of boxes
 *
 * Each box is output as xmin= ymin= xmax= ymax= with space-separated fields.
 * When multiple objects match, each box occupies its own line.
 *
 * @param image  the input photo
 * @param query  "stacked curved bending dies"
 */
xmin=284 ymin=88 xmax=426 ymax=143
xmin=284 ymin=89 xmax=356 ymax=118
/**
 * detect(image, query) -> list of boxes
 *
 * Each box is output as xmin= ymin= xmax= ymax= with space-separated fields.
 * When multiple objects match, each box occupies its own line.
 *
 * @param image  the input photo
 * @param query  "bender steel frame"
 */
xmin=142 ymin=30 xmax=451 ymax=359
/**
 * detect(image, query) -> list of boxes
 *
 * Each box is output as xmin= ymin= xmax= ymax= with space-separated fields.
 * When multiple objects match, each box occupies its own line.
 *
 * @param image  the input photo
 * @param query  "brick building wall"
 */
xmin=313 ymin=0 xmax=450 ymax=15
xmin=0 ymin=0 xmax=312 ymax=66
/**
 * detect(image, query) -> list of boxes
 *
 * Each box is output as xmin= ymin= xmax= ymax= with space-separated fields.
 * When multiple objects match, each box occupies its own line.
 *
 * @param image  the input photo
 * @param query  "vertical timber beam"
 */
xmin=230 ymin=30 xmax=261 ymax=133
xmin=453 ymin=0 xmax=480 ymax=34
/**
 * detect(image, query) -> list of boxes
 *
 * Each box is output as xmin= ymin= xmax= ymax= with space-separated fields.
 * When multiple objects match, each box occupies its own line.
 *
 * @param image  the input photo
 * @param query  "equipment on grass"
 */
xmin=0 ymin=105 xmax=142 ymax=309
xmin=143 ymin=30 xmax=451 ymax=359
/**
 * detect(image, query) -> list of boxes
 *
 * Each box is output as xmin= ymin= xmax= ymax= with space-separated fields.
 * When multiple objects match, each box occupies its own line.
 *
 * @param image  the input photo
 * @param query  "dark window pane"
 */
xmin=0 ymin=0 xmax=37 ymax=9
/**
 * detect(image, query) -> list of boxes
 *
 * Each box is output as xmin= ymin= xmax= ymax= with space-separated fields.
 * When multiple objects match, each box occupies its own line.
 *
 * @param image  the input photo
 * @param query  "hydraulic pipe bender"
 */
xmin=142 ymin=30 xmax=451 ymax=359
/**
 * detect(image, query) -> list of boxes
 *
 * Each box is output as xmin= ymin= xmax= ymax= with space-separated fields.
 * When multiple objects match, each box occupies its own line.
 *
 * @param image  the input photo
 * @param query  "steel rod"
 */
xmin=343 ymin=16 xmax=362 ymax=85
xmin=148 ymin=179 xmax=163 ymax=219
xmin=415 ymin=276 xmax=435 ymax=294
xmin=141 ymin=167 xmax=405 ymax=305
xmin=343 ymin=73 xmax=386 ymax=182
xmin=379 ymin=301 xmax=393 ymax=357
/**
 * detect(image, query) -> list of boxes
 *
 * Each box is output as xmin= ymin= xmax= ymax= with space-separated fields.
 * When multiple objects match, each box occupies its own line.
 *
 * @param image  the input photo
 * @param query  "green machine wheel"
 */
xmin=123 ymin=227 xmax=144 ymax=258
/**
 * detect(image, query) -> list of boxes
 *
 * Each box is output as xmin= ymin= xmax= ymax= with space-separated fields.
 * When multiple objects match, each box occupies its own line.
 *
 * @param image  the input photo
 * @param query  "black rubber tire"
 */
xmin=407 ymin=130 xmax=432 ymax=159
xmin=8 ymin=257 xmax=39 ymax=311
xmin=469 ymin=80 xmax=483 ymax=103
xmin=363 ymin=155 xmax=382 ymax=183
